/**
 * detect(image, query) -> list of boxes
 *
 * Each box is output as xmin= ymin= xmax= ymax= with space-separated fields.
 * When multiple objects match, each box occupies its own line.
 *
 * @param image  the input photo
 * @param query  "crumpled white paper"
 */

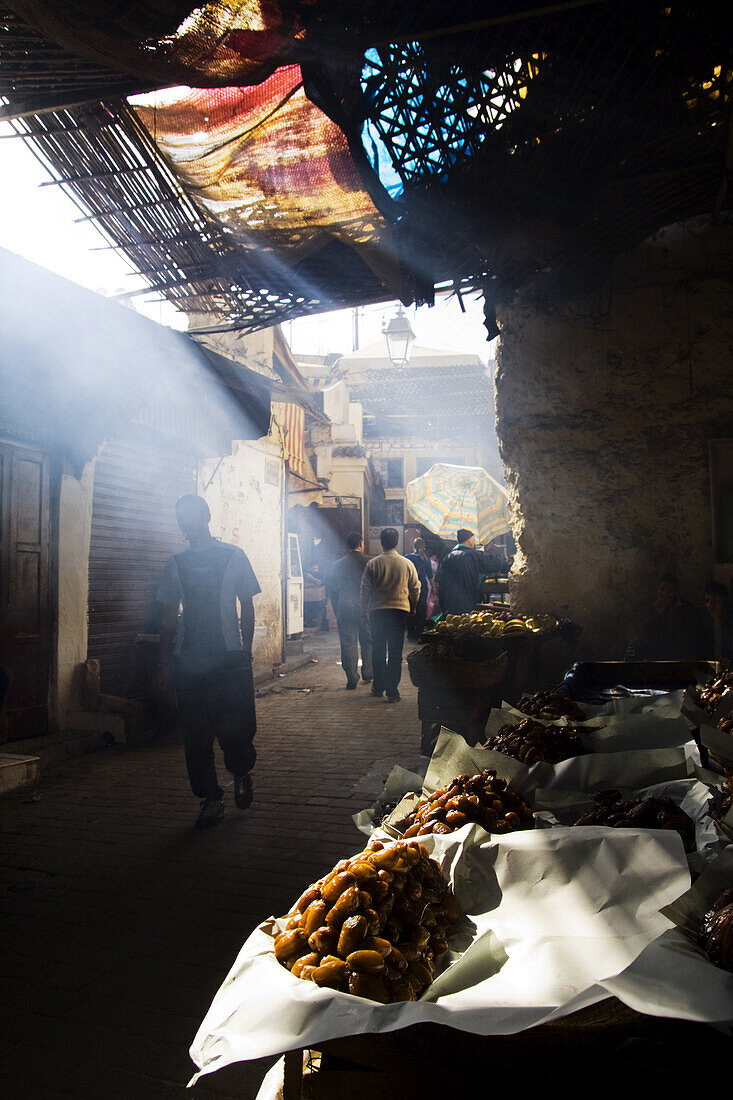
xmin=496 ymin=702 xmax=692 ymax=751
xmin=352 ymin=764 xmax=426 ymax=837
xmin=533 ymin=777 xmax=723 ymax=873
xmin=189 ymin=825 xmax=689 ymax=1082
xmin=417 ymin=727 xmax=699 ymax=803
xmin=602 ymin=845 xmax=733 ymax=1023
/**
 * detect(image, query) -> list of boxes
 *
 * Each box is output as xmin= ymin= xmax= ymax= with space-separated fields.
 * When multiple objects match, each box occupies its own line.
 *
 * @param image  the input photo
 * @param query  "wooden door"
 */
xmin=0 ymin=442 xmax=50 ymax=741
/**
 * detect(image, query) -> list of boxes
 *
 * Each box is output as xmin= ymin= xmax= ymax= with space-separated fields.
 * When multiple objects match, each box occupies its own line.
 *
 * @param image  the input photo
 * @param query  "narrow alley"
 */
xmin=0 ymin=634 xmax=421 ymax=1098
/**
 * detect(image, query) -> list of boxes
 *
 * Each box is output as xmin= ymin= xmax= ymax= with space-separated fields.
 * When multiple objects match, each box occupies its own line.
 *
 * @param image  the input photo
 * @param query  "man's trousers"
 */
xmin=370 ymin=609 xmax=409 ymax=697
xmin=336 ymin=602 xmax=372 ymax=685
xmin=174 ymin=650 xmax=256 ymax=801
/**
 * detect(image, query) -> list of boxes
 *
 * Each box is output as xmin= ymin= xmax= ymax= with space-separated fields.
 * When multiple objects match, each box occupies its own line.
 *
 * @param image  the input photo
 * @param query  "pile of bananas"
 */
xmin=428 ymin=610 xmax=556 ymax=641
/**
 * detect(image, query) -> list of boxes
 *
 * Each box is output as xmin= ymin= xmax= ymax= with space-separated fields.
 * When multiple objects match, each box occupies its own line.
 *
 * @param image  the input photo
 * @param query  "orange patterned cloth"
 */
xmin=133 ymin=66 xmax=386 ymax=258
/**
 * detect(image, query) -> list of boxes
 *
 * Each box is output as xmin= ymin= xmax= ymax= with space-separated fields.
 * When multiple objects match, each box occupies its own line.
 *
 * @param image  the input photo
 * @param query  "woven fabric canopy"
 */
xmin=1 ymin=1 xmax=730 ymax=332
xmin=132 ymin=68 xmax=387 ymax=261
xmin=407 ymin=463 xmax=510 ymax=544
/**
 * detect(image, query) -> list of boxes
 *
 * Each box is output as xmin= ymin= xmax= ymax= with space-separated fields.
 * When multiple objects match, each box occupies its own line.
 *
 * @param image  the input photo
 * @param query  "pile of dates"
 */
xmin=695 ymin=670 xmax=733 ymax=715
xmin=483 ymin=717 xmax=588 ymax=765
xmin=515 ymin=692 xmax=587 ymax=722
xmin=397 ymin=770 xmax=533 ymax=837
xmin=573 ymin=789 xmax=696 ymax=851
xmin=274 ymin=839 xmax=458 ymax=1003
xmin=700 ymin=887 xmax=733 ymax=971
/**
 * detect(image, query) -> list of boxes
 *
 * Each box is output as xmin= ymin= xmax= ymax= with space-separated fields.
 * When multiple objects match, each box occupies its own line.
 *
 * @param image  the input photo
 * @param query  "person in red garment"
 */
xmin=157 ymin=495 xmax=260 ymax=829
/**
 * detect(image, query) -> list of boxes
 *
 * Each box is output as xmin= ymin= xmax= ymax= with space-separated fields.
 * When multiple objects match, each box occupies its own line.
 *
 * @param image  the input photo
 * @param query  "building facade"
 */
xmin=300 ymin=338 xmax=502 ymax=554
xmin=0 ymin=250 xmax=312 ymax=745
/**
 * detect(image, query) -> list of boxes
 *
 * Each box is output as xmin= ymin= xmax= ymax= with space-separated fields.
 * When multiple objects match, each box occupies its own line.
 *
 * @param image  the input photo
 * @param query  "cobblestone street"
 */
xmin=0 ymin=634 xmax=422 ymax=1098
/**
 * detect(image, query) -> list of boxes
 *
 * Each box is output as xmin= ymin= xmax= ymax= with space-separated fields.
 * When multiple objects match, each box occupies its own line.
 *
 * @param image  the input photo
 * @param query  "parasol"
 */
xmin=406 ymin=463 xmax=510 ymax=544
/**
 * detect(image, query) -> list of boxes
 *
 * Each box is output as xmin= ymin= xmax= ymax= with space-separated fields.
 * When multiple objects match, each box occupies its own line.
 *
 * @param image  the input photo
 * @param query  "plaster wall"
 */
xmin=329 ymin=457 xmax=369 ymax=514
xmin=190 ymin=322 xmax=274 ymax=377
xmin=54 ymin=459 xmax=95 ymax=728
xmin=201 ymin=436 xmax=285 ymax=674
xmin=349 ymin=403 xmax=363 ymax=443
xmin=367 ymin=438 xmax=478 ymax=486
xmin=496 ymin=218 xmax=733 ymax=658
xmin=322 ymin=381 xmax=350 ymax=426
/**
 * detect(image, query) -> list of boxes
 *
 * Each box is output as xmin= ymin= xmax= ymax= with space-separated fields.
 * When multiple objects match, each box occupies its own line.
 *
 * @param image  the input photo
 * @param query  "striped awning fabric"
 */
xmin=272 ymin=402 xmax=306 ymax=477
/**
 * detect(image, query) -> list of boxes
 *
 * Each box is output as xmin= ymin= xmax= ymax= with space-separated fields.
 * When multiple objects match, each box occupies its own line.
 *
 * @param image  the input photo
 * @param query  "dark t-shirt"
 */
xmin=157 ymin=540 xmax=260 ymax=655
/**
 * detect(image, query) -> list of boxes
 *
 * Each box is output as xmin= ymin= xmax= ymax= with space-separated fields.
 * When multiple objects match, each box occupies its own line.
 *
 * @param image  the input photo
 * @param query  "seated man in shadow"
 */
xmin=627 ymin=572 xmax=705 ymax=660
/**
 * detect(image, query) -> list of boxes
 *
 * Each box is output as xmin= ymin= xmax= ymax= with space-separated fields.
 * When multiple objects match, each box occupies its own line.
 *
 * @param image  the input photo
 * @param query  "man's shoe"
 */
xmin=387 ymin=691 xmax=401 ymax=703
xmin=362 ymin=676 xmax=373 ymax=683
xmin=234 ymin=774 xmax=253 ymax=810
xmin=370 ymin=687 xmax=384 ymax=697
xmin=196 ymin=798 xmax=225 ymax=829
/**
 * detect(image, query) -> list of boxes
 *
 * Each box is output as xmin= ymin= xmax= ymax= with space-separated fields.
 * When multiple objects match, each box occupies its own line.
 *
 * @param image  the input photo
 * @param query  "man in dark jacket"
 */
xmin=405 ymin=536 xmax=433 ymax=639
xmin=329 ymin=532 xmax=373 ymax=689
xmin=436 ymin=529 xmax=504 ymax=615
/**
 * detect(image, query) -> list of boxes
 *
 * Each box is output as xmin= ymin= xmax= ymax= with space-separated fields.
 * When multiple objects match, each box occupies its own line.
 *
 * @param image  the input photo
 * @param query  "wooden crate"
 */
xmin=285 ymin=1000 xmax=729 ymax=1097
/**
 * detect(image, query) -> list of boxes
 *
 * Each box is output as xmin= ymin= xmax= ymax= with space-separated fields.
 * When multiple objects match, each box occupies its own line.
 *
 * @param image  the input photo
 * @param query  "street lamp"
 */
xmin=382 ymin=305 xmax=416 ymax=367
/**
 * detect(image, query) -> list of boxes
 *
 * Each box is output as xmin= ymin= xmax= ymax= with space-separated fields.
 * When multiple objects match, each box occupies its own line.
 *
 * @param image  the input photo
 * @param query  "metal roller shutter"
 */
xmin=88 ymin=430 xmax=195 ymax=697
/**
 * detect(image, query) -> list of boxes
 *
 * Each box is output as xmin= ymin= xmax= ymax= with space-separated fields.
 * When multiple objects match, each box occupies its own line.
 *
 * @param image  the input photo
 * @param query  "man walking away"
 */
xmin=330 ymin=532 xmax=373 ymax=689
xmin=436 ymin=529 xmax=504 ymax=615
xmin=360 ymin=528 xmax=420 ymax=703
xmin=157 ymin=495 xmax=261 ymax=829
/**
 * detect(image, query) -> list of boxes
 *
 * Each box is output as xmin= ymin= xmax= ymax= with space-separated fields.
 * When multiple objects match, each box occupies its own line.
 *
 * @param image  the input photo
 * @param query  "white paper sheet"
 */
xmin=504 ymin=689 xmax=687 ymax=723
xmin=418 ymin=727 xmax=699 ymax=805
xmin=189 ymin=826 xmax=689 ymax=1081
xmin=352 ymin=764 xmax=426 ymax=836
xmin=603 ymin=846 xmax=733 ymax=1023
xmin=533 ymin=777 xmax=723 ymax=873
xmin=497 ymin=703 xmax=691 ymax=750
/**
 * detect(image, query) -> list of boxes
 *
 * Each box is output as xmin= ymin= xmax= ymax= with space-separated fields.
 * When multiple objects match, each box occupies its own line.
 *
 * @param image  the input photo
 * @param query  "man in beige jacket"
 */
xmin=360 ymin=527 xmax=421 ymax=702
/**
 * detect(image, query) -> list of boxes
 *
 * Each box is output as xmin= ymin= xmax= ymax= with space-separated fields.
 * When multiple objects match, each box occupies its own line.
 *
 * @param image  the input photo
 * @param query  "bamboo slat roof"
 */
xmin=0 ymin=1 xmax=730 ymax=333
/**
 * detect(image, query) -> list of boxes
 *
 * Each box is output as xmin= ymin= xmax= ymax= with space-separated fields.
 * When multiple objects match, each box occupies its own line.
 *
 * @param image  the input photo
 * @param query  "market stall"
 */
xmin=409 ymin=608 xmax=559 ymax=754
xmin=187 ymin=662 xmax=733 ymax=1097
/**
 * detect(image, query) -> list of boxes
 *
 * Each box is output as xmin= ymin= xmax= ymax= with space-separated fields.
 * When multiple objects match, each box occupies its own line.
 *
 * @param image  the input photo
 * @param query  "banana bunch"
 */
xmin=430 ymin=611 xmax=555 ymax=641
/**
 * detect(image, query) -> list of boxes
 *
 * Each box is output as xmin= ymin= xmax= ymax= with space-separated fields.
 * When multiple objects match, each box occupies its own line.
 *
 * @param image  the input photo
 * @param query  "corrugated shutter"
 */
xmin=88 ymin=431 xmax=195 ymax=697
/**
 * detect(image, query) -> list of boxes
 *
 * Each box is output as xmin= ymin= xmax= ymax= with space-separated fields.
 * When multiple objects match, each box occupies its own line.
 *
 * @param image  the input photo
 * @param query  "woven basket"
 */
xmin=407 ymin=645 xmax=507 ymax=692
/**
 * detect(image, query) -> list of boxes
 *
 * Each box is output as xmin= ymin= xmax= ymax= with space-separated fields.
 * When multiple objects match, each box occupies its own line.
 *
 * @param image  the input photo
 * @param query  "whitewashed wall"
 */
xmin=201 ymin=436 xmax=285 ymax=675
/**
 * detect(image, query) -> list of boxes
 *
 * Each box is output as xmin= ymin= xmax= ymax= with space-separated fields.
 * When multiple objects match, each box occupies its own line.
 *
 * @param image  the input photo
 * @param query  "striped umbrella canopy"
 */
xmin=406 ymin=463 xmax=510 ymax=544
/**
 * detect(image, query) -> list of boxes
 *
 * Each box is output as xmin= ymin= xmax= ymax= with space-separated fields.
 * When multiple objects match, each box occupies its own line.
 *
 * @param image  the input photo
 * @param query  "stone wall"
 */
xmin=496 ymin=218 xmax=733 ymax=658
